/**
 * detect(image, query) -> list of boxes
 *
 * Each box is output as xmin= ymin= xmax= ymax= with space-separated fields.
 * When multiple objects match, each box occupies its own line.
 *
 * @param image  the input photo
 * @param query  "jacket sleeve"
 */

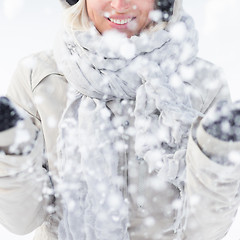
xmin=183 ymin=72 xmax=240 ymax=239
xmin=0 ymin=59 xmax=51 ymax=235
xmin=184 ymin=118 xmax=240 ymax=239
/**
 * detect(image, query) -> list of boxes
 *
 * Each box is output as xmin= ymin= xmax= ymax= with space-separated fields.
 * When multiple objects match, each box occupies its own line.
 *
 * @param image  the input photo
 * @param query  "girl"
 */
xmin=0 ymin=0 xmax=240 ymax=239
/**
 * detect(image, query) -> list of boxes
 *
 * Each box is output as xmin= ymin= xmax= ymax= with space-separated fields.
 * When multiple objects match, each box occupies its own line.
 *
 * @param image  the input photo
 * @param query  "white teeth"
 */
xmin=109 ymin=18 xmax=132 ymax=25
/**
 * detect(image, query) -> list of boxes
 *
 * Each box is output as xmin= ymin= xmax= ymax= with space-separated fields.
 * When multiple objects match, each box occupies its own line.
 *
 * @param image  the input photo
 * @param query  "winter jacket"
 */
xmin=0 ymin=51 xmax=240 ymax=240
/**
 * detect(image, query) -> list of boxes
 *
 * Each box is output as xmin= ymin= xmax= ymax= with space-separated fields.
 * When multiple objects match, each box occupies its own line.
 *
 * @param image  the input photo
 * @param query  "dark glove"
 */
xmin=0 ymin=97 xmax=22 ymax=132
xmin=202 ymin=101 xmax=240 ymax=142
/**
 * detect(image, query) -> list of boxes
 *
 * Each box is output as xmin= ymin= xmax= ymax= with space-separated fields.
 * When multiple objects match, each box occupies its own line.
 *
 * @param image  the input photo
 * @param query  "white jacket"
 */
xmin=0 ymin=51 xmax=240 ymax=240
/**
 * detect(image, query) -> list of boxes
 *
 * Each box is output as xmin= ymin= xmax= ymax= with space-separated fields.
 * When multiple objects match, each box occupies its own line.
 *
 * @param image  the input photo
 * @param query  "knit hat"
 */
xmin=60 ymin=0 xmax=79 ymax=8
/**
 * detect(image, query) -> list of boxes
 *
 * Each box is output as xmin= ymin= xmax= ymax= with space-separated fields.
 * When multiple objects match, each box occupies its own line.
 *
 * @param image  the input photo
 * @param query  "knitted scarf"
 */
xmin=54 ymin=14 xmax=201 ymax=240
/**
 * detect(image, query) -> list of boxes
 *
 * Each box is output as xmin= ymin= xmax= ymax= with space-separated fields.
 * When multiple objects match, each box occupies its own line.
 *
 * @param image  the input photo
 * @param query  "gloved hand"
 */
xmin=196 ymin=101 xmax=240 ymax=166
xmin=0 ymin=97 xmax=37 ymax=154
xmin=0 ymin=97 xmax=22 ymax=132
xmin=202 ymin=101 xmax=240 ymax=142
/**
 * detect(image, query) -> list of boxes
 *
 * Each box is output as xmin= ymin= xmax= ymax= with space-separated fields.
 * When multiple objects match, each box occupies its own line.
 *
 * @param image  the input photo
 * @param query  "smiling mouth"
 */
xmin=107 ymin=17 xmax=135 ymax=25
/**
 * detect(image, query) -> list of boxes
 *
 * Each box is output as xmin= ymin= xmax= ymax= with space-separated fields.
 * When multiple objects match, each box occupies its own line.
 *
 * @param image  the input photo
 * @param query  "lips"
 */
xmin=108 ymin=17 xmax=133 ymax=25
xmin=107 ymin=16 xmax=136 ymax=29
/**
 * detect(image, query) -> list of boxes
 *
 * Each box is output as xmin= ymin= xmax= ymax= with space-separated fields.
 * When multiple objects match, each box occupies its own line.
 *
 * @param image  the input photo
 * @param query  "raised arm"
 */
xmin=0 ymin=60 xmax=52 ymax=235
xmin=184 ymin=100 xmax=240 ymax=239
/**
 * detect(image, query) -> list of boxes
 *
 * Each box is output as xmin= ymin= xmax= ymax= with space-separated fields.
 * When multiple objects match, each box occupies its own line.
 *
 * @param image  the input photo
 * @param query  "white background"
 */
xmin=0 ymin=0 xmax=240 ymax=239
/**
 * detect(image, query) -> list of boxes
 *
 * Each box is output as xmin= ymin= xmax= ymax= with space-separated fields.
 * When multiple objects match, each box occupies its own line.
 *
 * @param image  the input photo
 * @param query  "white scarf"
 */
xmin=54 ymin=14 xmax=201 ymax=240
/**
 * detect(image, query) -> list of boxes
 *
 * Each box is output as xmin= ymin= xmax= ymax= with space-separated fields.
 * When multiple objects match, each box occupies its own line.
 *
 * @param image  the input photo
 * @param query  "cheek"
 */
xmin=86 ymin=0 xmax=102 ymax=20
xmin=135 ymin=0 xmax=155 ymax=17
xmin=145 ymin=0 xmax=155 ymax=13
xmin=87 ymin=0 xmax=112 ymax=27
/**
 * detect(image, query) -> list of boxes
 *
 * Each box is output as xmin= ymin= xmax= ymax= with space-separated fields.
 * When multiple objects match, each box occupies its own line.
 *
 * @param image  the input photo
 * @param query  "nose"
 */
xmin=111 ymin=0 xmax=131 ymax=13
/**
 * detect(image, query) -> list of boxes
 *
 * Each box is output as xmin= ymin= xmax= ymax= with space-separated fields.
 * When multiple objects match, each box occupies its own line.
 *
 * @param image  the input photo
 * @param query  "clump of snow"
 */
xmin=169 ymin=22 xmax=187 ymax=42
xmin=47 ymin=116 xmax=57 ymax=128
xmin=144 ymin=217 xmax=156 ymax=227
xmin=178 ymin=65 xmax=195 ymax=81
xmin=132 ymin=5 xmax=137 ymax=10
xmin=229 ymin=151 xmax=240 ymax=165
xmin=189 ymin=195 xmax=200 ymax=207
xmin=172 ymin=199 xmax=182 ymax=210
xmin=149 ymin=10 xmax=162 ymax=22
xmin=120 ymin=42 xmax=136 ymax=59
xmin=127 ymin=20 xmax=138 ymax=32
xmin=102 ymin=31 xmax=136 ymax=59
xmin=103 ymin=11 xmax=110 ymax=19
xmin=107 ymin=192 xmax=122 ymax=210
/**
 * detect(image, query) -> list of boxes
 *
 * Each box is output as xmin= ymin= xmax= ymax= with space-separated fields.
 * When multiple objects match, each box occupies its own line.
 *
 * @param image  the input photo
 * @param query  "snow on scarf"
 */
xmin=54 ymin=14 xmax=201 ymax=240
